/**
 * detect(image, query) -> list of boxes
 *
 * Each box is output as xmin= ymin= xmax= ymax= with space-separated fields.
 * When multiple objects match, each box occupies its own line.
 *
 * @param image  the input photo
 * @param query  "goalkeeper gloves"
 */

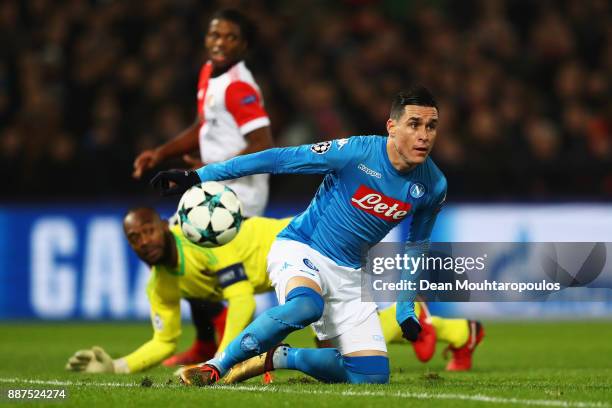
xmin=150 ymin=169 xmax=200 ymax=196
xmin=65 ymin=346 xmax=116 ymax=374
xmin=400 ymin=316 xmax=422 ymax=342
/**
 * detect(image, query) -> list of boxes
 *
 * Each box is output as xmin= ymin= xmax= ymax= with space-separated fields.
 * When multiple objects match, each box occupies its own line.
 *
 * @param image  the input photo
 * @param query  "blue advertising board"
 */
xmin=0 ymin=203 xmax=611 ymax=320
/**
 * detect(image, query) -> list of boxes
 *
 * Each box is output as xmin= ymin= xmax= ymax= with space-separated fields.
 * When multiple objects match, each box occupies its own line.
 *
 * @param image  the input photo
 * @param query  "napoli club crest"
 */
xmin=303 ymin=258 xmax=319 ymax=271
xmin=410 ymin=183 xmax=426 ymax=199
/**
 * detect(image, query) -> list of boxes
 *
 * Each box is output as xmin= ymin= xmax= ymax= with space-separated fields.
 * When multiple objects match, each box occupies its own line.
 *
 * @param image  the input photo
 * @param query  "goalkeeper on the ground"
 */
xmin=66 ymin=207 xmax=286 ymax=374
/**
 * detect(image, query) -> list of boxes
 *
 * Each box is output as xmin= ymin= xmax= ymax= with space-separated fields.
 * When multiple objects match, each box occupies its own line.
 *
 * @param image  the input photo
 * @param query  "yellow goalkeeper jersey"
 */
xmin=122 ymin=216 xmax=291 ymax=372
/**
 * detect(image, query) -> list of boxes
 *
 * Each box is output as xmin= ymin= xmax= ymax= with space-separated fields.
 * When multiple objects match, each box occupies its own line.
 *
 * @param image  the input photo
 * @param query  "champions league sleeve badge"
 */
xmin=311 ymin=141 xmax=332 ymax=154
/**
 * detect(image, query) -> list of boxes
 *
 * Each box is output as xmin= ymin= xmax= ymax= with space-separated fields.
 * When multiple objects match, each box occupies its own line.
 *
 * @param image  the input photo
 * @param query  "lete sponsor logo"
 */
xmin=350 ymin=185 xmax=411 ymax=221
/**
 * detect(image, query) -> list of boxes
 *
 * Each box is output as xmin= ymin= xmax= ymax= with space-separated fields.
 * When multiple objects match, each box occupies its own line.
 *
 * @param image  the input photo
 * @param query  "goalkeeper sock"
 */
xmin=431 ymin=317 xmax=469 ymax=348
xmin=272 ymin=347 xmax=389 ymax=384
xmin=380 ymin=302 xmax=424 ymax=342
xmin=379 ymin=303 xmax=403 ymax=342
xmin=381 ymin=303 xmax=469 ymax=348
xmin=207 ymin=287 xmax=324 ymax=376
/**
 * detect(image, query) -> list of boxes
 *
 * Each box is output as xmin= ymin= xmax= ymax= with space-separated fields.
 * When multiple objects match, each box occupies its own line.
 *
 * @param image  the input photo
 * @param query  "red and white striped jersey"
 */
xmin=196 ymin=60 xmax=270 ymax=216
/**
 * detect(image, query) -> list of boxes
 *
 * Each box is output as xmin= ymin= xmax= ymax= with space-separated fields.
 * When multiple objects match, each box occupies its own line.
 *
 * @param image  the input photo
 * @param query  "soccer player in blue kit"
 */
xmin=152 ymin=86 xmax=447 ymax=385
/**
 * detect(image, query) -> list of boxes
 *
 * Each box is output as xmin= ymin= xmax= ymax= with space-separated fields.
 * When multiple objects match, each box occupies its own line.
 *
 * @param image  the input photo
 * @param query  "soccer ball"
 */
xmin=177 ymin=182 xmax=243 ymax=247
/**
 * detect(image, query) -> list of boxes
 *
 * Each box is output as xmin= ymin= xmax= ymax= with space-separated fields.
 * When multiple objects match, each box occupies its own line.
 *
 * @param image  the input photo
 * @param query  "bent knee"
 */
xmin=285 ymin=287 xmax=324 ymax=324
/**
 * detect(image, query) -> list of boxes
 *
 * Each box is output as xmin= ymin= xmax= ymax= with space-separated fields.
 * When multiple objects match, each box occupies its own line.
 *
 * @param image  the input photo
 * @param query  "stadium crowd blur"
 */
xmin=1 ymin=0 xmax=610 ymax=201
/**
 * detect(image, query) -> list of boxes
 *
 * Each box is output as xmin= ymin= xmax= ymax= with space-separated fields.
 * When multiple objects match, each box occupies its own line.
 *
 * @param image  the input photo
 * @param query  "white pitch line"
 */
xmin=0 ymin=378 xmax=176 ymax=389
xmin=0 ymin=378 xmax=608 ymax=408
xmin=214 ymin=385 xmax=609 ymax=408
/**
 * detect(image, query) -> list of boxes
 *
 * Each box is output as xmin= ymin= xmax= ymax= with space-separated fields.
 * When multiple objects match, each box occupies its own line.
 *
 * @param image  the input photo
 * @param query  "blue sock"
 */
xmin=273 ymin=347 xmax=390 ymax=384
xmin=207 ymin=287 xmax=324 ymax=375
xmin=274 ymin=347 xmax=347 ymax=383
xmin=343 ymin=356 xmax=390 ymax=384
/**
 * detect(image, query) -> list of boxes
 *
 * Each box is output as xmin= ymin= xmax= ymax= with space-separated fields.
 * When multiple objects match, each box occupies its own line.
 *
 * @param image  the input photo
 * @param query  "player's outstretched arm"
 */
xmin=117 ymin=339 xmax=177 ymax=373
xmin=133 ymin=118 xmax=200 ymax=179
xmin=105 ymin=301 xmax=181 ymax=373
xmin=396 ymin=177 xmax=447 ymax=339
xmin=64 ymin=340 xmax=177 ymax=374
xmin=67 ymin=280 xmax=183 ymax=374
xmin=113 ymin=280 xmax=183 ymax=373
xmin=151 ymin=139 xmax=353 ymax=196
xmin=238 ymin=126 xmax=274 ymax=156
xmin=217 ymin=281 xmax=257 ymax=353
xmin=395 ymin=239 xmax=430 ymax=341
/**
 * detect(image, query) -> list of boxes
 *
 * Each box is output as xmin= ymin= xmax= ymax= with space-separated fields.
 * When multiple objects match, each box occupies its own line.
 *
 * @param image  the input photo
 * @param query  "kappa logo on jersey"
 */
xmin=410 ymin=182 xmax=426 ymax=199
xmin=351 ymin=185 xmax=411 ymax=221
xmin=358 ymin=163 xmax=382 ymax=179
xmin=303 ymin=258 xmax=319 ymax=272
xmin=337 ymin=138 xmax=349 ymax=150
xmin=241 ymin=94 xmax=257 ymax=105
xmin=311 ymin=141 xmax=331 ymax=154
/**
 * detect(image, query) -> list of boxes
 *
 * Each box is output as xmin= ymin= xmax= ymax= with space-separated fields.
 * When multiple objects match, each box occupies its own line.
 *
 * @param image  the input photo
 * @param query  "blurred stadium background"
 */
xmin=1 ymin=0 xmax=611 ymax=323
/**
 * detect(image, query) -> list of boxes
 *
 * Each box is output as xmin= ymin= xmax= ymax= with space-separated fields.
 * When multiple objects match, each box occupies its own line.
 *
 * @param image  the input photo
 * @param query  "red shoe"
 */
xmin=179 ymin=363 xmax=220 ymax=386
xmin=444 ymin=320 xmax=485 ymax=371
xmin=262 ymin=371 xmax=274 ymax=384
xmin=162 ymin=340 xmax=217 ymax=367
xmin=412 ymin=302 xmax=436 ymax=362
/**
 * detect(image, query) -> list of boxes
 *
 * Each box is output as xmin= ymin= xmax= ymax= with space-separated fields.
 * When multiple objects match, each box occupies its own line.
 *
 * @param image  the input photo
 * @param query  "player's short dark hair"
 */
xmin=124 ymin=207 xmax=160 ymax=221
xmin=211 ymin=9 xmax=256 ymax=47
xmin=390 ymin=86 xmax=438 ymax=120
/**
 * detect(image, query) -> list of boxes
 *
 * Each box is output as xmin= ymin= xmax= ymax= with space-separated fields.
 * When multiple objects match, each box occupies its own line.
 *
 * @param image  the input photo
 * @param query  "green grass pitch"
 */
xmin=0 ymin=321 xmax=610 ymax=407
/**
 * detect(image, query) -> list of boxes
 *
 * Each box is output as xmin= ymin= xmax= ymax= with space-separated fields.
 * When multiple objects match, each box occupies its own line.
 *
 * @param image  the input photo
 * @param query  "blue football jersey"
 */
xmin=196 ymin=136 xmax=447 ymax=325
xmin=196 ymin=136 xmax=447 ymax=268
